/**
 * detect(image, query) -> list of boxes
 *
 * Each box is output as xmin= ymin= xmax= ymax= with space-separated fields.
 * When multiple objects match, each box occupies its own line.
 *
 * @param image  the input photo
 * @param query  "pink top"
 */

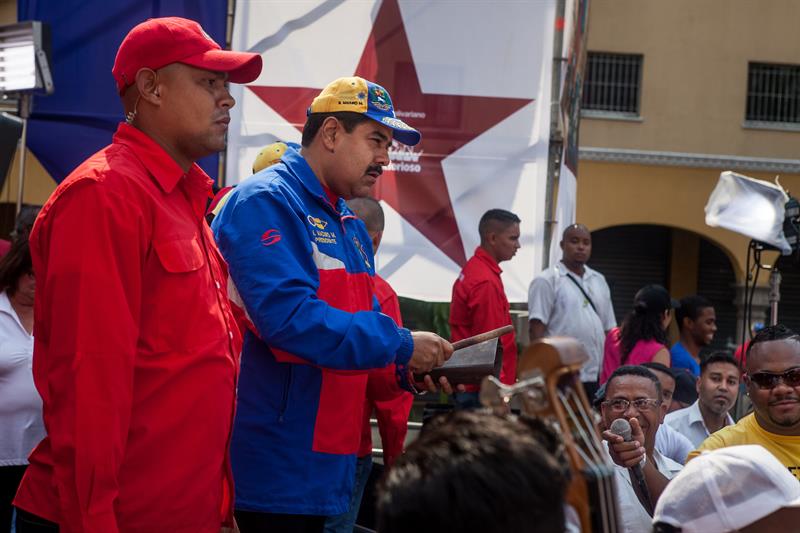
xmin=600 ymin=327 xmax=667 ymax=383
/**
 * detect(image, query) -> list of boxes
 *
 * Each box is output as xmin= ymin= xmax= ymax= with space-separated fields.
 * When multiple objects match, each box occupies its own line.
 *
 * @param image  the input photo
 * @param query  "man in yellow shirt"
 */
xmin=690 ymin=324 xmax=800 ymax=480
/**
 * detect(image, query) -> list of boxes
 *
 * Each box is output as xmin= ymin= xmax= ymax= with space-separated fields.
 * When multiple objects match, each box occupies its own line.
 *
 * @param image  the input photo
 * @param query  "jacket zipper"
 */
xmin=278 ymin=365 xmax=293 ymax=422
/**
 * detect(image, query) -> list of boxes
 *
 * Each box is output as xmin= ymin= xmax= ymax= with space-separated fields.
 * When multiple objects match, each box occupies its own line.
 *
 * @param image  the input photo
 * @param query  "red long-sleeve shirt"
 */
xmin=449 ymin=247 xmax=518 ymax=385
xmin=14 ymin=124 xmax=242 ymax=533
xmin=357 ymin=275 xmax=413 ymax=466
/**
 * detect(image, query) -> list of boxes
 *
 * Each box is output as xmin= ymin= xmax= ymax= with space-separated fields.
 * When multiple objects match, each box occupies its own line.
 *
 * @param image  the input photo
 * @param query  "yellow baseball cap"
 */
xmin=308 ymin=76 xmax=421 ymax=146
xmin=252 ymin=141 xmax=289 ymax=173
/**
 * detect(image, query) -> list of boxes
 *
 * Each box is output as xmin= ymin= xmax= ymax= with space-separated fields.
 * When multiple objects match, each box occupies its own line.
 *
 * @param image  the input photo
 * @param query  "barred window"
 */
xmin=746 ymin=62 xmax=800 ymax=124
xmin=582 ymin=52 xmax=642 ymax=116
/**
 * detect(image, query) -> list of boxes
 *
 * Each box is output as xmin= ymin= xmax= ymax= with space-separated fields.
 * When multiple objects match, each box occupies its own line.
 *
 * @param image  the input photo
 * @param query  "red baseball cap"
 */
xmin=112 ymin=17 xmax=262 ymax=95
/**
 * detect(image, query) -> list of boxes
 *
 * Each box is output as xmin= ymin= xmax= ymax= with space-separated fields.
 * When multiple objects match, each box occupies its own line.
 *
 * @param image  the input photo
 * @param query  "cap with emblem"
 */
xmin=112 ymin=16 xmax=263 ymax=95
xmin=308 ymin=76 xmax=421 ymax=146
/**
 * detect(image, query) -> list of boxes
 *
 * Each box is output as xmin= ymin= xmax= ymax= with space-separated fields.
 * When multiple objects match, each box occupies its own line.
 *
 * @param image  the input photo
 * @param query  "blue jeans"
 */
xmin=323 ymin=454 xmax=373 ymax=533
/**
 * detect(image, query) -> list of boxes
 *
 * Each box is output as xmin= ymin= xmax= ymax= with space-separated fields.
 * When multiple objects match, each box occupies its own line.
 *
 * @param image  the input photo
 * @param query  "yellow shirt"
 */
xmin=688 ymin=413 xmax=800 ymax=480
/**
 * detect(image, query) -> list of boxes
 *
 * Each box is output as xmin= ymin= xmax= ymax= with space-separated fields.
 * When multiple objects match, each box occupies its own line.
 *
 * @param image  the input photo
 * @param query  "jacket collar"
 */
xmin=112 ymin=123 xmax=211 ymax=194
xmin=283 ymin=147 xmax=349 ymax=216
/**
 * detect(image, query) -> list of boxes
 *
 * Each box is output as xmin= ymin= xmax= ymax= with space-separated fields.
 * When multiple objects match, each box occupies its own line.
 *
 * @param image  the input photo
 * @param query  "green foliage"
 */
xmin=399 ymin=297 xmax=451 ymax=339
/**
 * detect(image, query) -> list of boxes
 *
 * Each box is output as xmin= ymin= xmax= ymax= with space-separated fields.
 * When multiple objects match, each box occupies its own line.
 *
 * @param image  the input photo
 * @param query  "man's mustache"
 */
xmin=366 ymin=165 xmax=383 ymax=177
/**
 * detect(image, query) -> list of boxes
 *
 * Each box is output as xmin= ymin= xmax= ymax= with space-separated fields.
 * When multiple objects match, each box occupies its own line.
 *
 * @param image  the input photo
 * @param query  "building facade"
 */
xmin=577 ymin=0 xmax=800 ymax=348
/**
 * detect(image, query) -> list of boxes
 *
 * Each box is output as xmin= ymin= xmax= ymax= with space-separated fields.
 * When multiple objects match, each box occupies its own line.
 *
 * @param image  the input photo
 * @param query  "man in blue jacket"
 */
xmin=213 ymin=76 xmax=453 ymax=533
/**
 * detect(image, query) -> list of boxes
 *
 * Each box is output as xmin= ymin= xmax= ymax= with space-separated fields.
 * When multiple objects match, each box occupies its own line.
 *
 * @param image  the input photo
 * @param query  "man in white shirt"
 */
xmin=665 ymin=353 xmax=739 ymax=447
xmin=642 ymin=363 xmax=694 ymax=464
xmin=600 ymin=365 xmax=682 ymax=533
xmin=528 ymin=224 xmax=615 ymax=399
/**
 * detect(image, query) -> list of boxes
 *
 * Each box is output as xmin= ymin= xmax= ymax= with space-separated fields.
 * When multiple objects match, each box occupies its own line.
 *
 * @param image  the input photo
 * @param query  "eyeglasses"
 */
xmin=746 ymin=368 xmax=800 ymax=390
xmin=601 ymin=398 xmax=661 ymax=412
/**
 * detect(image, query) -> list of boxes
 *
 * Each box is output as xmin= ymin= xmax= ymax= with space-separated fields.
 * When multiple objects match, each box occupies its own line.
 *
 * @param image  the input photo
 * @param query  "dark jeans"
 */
xmin=323 ymin=454 xmax=373 ymax=533
xmin=235 ymin=510 xmax=325 ymax=533
xmin=0 ymin=465 xmax=26 ymax=533
xmin=15 ymin=510 xmax=58 ymax=533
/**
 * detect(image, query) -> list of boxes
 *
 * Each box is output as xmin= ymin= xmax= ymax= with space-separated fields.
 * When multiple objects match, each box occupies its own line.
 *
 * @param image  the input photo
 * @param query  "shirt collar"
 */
xmin=557 ymin=260 xmax=594 ymax=279
xmin=475 ymin=247 xmax=502 ymax=274
xmin=687 ymin=400 xmax=705 ymax=426
xmin=0 ymin=290 xmax=29 ymax=336
xmin=112 ymin=123 xmax=211 ymax=194
xmin=688 ymin=399 xmax=735 ymax=430
xmin=0 ymin=290 xmax=13 ymax=316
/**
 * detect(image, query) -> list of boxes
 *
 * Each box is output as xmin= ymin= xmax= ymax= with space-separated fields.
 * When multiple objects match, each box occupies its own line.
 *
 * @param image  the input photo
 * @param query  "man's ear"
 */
xmin=319 ymin=117 xmax=341 ymax=152
xmin=135 ymin=68 xmax=162 ymax=105
xmin=371 ymin=230 xmax=383 ymax=253
xmin=559 ymin=239 xmax=564 ymax=251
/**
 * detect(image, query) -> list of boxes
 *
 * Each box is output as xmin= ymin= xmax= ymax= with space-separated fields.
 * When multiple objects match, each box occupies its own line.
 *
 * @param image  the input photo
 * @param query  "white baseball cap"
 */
xmin=653 ymin=445 xmax=800 ymax=532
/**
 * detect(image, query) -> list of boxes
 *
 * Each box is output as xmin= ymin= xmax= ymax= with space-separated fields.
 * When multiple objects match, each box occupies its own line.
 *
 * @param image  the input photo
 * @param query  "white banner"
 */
xmin=228 ymin=0 xmax=556 ymax=302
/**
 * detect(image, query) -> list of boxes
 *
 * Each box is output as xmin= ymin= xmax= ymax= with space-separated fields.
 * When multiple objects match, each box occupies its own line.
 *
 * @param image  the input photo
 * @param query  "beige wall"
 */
xmin=1 ymin=149 xmax=58 ymax=207
xmin=581 ymin=0 xmax=800 ymax=159
xmin=577 ymin=160 xmax=790 ymax=280
xmin=0 ymin=0 xmax=13 ymax=23
xmin=576 ymin=0 xmax=800 ymax=290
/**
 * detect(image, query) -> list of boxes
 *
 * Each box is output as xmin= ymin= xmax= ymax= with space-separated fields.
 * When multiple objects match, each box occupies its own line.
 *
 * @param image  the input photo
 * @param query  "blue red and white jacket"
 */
xmin=212 ymin=147 xmax=413 ymax=516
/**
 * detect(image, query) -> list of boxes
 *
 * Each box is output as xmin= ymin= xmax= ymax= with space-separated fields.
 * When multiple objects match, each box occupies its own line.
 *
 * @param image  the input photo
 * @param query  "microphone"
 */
xmin=609 ymin=418 xmax=653 ymax=515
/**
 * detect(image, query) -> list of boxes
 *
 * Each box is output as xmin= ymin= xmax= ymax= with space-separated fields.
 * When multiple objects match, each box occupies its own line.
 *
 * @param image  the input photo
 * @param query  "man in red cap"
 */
xmin=13 ymin=17 xmax=261 ymax=533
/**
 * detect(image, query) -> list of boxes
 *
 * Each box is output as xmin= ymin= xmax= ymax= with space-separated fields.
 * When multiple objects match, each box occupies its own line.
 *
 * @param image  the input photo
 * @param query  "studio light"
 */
xmin=705 ymin=171 xmax=794 ymax=254
xmin=0 ymin=21 xmax=53 ymax=94
xmin=705 ymin=171 xmax=800 ymax=333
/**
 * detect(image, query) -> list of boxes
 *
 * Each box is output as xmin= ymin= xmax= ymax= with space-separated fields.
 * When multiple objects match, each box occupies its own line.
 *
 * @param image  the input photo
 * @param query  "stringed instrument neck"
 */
xmin=480 ymin=336 xmax=621 ymax=533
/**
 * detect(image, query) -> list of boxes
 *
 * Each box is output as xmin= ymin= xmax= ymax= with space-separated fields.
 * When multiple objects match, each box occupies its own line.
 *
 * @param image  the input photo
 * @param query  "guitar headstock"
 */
xmin=480 ymin=337 xmax=620 ymax=533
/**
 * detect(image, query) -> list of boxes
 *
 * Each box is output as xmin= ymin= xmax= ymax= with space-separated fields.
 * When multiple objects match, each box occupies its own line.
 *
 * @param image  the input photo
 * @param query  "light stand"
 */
xmin=768 ymin=268 xmax=782 ymax=326
xmin=15 ymin=94 xmax=31 ymax=215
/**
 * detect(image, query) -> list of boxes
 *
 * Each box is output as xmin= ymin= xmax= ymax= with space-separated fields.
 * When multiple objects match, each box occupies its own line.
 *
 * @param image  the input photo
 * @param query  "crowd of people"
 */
xmin=0 ymin=14 xmax=798 ymax=533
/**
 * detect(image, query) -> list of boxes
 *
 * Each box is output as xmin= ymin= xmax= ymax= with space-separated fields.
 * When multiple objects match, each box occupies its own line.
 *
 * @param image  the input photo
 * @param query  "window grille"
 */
xmin=582 ymin=52 xmax=642 ymax=116
xmin=746 ymin=62 xmax=800 ymax=124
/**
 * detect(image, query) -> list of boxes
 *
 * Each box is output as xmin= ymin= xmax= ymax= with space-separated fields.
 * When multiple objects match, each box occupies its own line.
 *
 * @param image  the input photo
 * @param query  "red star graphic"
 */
xmin=249 ymin=0 xmax=533 ymax=266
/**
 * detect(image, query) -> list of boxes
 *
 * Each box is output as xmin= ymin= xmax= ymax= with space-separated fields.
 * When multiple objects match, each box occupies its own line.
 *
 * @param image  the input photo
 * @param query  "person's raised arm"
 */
xmin=602 ymin=418 xmax=671 ymax=506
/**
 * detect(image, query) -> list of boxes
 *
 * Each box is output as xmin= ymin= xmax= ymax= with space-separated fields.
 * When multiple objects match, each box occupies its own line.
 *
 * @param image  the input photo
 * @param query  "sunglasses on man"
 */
xmin=745 ymin=367 xmax=800 ymax=390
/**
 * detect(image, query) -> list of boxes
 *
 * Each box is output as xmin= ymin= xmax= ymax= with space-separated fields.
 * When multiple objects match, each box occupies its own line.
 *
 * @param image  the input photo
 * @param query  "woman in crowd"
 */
xmin=0 ymin=207 xmax=42 ymax=533
xmin=600 ymin=284 xmax=677 ymax=383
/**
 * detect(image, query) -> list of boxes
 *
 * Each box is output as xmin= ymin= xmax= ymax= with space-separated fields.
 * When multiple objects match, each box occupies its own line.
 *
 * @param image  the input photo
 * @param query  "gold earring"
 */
xmin=126 ymin=95 xmax=142 ymax=125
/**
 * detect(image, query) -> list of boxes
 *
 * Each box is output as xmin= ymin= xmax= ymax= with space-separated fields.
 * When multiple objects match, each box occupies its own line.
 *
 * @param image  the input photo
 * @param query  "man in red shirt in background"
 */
xmin=13 ymin=17 xmax=261 ymax=533
xmin=324 ymin=196 xmax=413 ymax=533
xmin=449 ymin=209 xmax=521 ymax=407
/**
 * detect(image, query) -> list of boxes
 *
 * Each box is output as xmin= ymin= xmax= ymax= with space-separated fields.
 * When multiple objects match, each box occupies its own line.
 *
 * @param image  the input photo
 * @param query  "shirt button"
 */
xmin=229 ymin=331 xmax=234 ymax=340
xmin=215 ymin=280 xmax=221 ymax=289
